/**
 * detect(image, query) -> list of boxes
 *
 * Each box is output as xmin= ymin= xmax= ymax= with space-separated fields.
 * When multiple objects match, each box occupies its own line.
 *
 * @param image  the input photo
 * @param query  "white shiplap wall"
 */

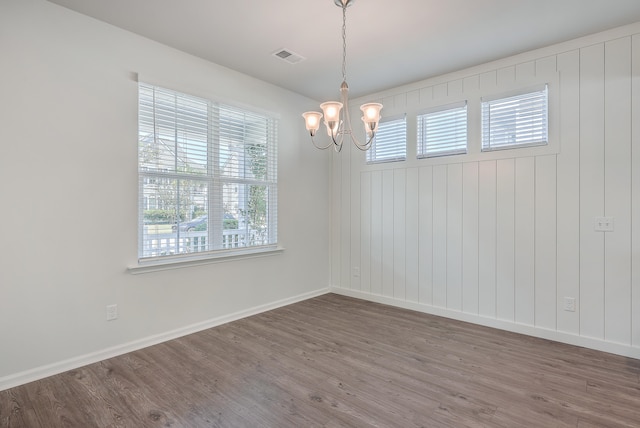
xmin=331 ymin=22 xmax=640 ymax=359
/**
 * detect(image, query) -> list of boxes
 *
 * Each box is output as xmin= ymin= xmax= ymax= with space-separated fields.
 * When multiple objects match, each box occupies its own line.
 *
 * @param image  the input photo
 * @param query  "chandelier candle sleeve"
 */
xmin=361 ymin=103 xmax=383 ymax=135
xmin=320 ymin=101 xmax=343 ymax=136
xmin=302 ymin=111 xmax=323 ymax=136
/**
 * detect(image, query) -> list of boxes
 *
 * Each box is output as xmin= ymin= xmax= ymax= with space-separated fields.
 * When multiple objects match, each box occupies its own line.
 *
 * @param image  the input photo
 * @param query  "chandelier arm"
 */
xmin=330 ymin=128 xmax=344 ymax=151
xmin=310 ymin=134 xmax=334 ymax=150
xmin=351 ymin=131 xmax=375 ymax=151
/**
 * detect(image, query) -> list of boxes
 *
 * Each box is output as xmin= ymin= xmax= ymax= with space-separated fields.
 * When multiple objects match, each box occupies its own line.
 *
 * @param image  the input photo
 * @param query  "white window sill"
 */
xmin=128 ymin=245 xmax=285 ymax=275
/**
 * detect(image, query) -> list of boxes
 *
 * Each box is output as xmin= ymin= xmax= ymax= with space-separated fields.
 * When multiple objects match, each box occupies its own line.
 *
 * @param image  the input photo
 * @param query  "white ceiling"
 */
xmin=47 ymin=0 xmax=640 ymax=101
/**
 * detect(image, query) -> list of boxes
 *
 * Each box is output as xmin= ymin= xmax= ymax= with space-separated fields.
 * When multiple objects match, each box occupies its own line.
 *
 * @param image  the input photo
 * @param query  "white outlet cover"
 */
xmin=594 ymin=216 xmax=614 ymax=232
xmin=106 ymin=304 xmax=118 ymax=321
xmin=563 ymin=297 xmax=576 ymax=312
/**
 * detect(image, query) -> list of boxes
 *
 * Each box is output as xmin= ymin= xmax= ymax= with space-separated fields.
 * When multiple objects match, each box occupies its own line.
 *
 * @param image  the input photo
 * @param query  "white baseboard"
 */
xmin=0 ymin=287 xmax=330 ymax=392
xmin=331 ymin=287 xmax=640 ymax=360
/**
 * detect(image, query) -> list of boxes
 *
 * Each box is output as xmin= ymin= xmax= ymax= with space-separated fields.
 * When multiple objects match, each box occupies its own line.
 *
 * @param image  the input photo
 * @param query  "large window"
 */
xmin=481 ymin=85 xmax=548 ymax=151
xmin=138 ymin=84 xmax=277 ymax=260
xmin=417 ymin=102 xmax=467 ymax=158
xmin=366 ymin=115 xmax=406 ymax=164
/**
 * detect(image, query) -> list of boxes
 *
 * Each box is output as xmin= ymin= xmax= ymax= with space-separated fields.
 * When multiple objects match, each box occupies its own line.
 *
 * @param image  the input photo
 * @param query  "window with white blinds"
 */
xmin=481 ymin=84 xmax=548 ymax=151
xmin=366 ymin=115 xmax=406 ymax=164
xmin=417 ymin=102 xmax=467 ymax=158
xmin=138 ymin=83 xmax=278 ymax=260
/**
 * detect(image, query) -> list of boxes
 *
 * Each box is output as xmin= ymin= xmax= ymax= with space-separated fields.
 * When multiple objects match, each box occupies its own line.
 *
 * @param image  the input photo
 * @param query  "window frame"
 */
xmin=136 ymin=83 xmax=279 ymax=267
xmin=417 ymin=101 xmax=468 ymax=159
xmin=481 ymin=84 xmax=549 ymax=152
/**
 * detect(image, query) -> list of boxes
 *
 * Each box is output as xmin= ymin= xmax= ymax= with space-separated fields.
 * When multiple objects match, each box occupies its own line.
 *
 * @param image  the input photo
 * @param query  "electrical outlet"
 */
xmin=594 ymin=216 xmax=614 ymax=232
xmin=106 ymin=304 xmax=118 ymax=321
xmin=353 ymin=266 xmax=360 ymax=277
xmin=563 ymin=297 xmax=576 ymax=312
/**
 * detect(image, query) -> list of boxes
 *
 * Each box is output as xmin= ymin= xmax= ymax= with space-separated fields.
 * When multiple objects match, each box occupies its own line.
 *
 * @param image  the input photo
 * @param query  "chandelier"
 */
xmin=302 ymin=0 xmax=383 ymax=152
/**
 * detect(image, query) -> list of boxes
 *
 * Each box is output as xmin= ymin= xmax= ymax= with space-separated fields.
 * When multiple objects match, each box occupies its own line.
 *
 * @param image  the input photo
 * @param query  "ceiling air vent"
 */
xmin=272 ymin=48 xmax=305 ymax=64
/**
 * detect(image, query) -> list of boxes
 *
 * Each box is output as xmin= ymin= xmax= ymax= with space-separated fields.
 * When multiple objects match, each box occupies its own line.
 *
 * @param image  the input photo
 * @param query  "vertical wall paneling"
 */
xmin=604 ymin=37 xmax=632 ymax=345
xmin=432 ymin=165 xmax=448 ymax=307
xmin=382 ymin=170 xmax=395 ymax=297
xmin=496 ymin=158 xmax=516 ymax=322
xmin=464 ymin=75 xmax=481 ymax=155
xmin=535 ymin=47 xmax=560 ymax=329
xmin=393 ymin=93 xmax=407 ymax=113
xmin=340 ymin=144 xmax=352 ymax=289
xmin=463 ymin=75 xmax=480 ymax=94
xmin=370 ymin=171 xmax=383 ymax=295
xmin=405 ymin=168 xmax=419 ymax=303
xmin=418 ymin=166 xmax=434 ymax=305
xmin=406 ymin=90 xmax=420 ymax=110
xmin=632 ymin=34 xmax=640 ymax=347
xmin=340 ymin=147 xmax=351 ymax=289
xmin=497 ymin=66 xmax=516 ymax=85
xmin=350 ymin=148 xmax=361 ymax=291
xmin=446 ymin=164 xmax=463 ymax=311
xmin=535 ymin=154 xmax=558 ymax=330
xmin=579 ymin=43 xmax=606 ymax=339
xmin=462 ymin=162 xmax=479 ymax=314
xmin=478 ymin=160 xmax=497 ymax=318
xmin=514 ymin=157 xmax=535 ymax=326
xmin=479 ymin=71 xmax=498 ymax=93
xmin=515 ymin=61 xmax=536 ymax=82
xmin=448 ymin=79 xmax=464 ymax=98
xmin=360 ymin=172 xmax=372 ymax=294
xmin=393 ymin=169 xmax=407 ymax=300
xmin=332 ymin=152 xmax=342 ymax=287
xmin=556 ymin=50 xmax=581 ymax=335
xmin=535 ymin=56 xmax=558 ymax=77
xmin=334 ymin=24 xmax=640 ymax=359
xmin=433 ymin=83 xmax=448 ymax=100
xmin=420 ymin=86 xmax=434 ymax=106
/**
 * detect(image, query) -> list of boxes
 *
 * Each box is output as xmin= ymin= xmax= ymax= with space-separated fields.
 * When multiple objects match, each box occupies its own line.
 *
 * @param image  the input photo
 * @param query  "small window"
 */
xmin=481 ymin=85 xmax=548 ymax=151
xmin=417 ymin=102 xmax=467 ymax=158
xmin=366 ymin=115 xmax=406 ymax=164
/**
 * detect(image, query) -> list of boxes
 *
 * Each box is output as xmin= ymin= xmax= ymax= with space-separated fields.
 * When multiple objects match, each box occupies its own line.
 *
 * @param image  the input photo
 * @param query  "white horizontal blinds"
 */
xmin=138 ymin=83 xmax=277 ymax=260
xmin=139 ymin=85 xmax=208 ymax=175
xmin=366 ymin=115 xmax=406 ymax=163
xmin=417 ymin=102 xmax=467 ymax=158
xmin=481 ymin=84 xmax=548 ymax=151
xmin=214 ymin=105 xmax=277 ymax=250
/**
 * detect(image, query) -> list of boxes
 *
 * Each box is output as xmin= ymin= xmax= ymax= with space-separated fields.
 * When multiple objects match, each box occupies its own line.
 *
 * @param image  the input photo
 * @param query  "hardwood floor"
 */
xmin=2 ymin=293 xmax=640 ymax=427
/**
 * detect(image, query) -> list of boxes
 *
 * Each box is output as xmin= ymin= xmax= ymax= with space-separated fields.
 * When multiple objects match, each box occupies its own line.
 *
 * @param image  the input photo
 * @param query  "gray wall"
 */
xmin=0 ymin=0 xmax=331 ymax=389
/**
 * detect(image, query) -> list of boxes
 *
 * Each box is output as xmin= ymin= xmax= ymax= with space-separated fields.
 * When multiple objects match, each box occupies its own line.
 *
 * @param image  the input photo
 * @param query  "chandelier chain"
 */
xmin=342 ymin=3 xmax=347 ymax=82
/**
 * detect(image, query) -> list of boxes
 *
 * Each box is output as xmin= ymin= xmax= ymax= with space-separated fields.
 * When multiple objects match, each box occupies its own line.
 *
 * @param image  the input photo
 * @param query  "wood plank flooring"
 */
xmin=2 ymin=293 xmax=640 ymax=427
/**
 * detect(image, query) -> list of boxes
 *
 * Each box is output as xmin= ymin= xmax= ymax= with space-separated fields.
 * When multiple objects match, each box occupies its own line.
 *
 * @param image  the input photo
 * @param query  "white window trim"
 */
xmin=135 ymin=83 xmax=278 ymax=268
xmin=128 ymin=245 xmax=285 ymax=274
